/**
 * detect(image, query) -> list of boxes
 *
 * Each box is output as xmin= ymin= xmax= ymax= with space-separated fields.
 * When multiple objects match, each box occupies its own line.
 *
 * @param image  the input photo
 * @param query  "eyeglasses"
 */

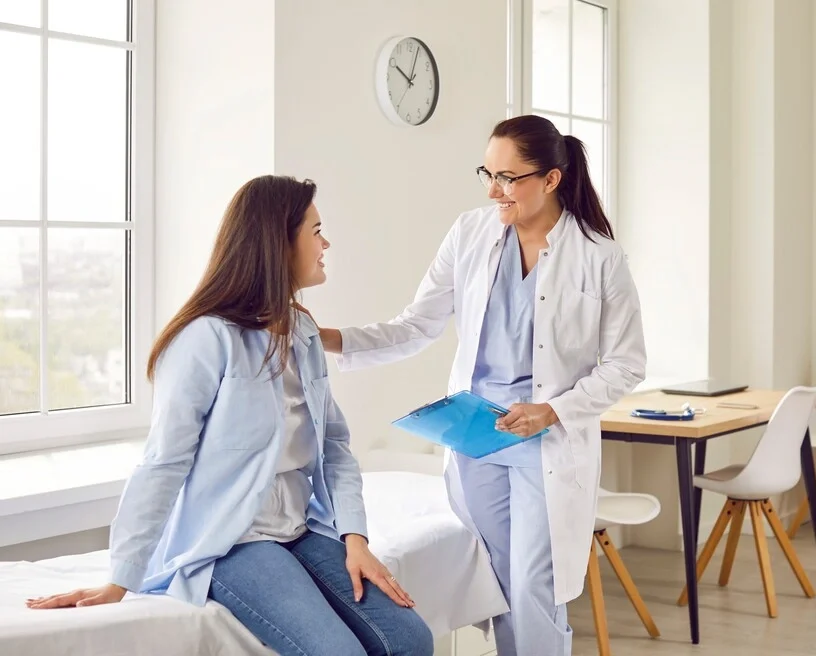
xmin=476 ymin=166 xmax=548 ymax=192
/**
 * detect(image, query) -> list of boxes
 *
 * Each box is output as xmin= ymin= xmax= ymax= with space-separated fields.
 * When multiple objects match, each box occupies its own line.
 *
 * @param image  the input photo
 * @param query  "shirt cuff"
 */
xmin=110 ymin=558 xmax=146 ymax=593
xmin=335 ymin=509 xmax=368 ymax=542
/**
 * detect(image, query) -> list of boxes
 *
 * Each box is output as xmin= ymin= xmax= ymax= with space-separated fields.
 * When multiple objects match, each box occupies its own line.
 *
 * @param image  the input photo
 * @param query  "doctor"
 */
xmin=317 ymin=115 xmax=646 ymax=656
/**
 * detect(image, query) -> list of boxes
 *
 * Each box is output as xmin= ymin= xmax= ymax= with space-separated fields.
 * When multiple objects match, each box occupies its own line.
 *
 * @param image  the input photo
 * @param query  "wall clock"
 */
xmin=375 ymin=36 xmax=440 ymax=126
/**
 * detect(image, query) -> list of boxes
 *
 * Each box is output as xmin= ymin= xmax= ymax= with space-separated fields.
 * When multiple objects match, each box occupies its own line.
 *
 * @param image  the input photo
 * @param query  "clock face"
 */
xmin=377 ymin=37 xmax=439 ymax=126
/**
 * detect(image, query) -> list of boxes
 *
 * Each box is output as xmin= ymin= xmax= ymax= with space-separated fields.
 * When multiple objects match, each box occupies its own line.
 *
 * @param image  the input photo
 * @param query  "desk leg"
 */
xmin=801 ymin=428 xmax=816 ymax=543
xmin=676 ymin=439 xmax=700 ymax=644
xmin=694 ymin=440 xmax=707 ymax=543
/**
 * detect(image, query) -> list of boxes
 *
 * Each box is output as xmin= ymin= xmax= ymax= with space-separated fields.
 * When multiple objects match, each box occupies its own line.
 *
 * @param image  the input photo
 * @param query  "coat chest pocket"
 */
xmin=557 ymin=287 xmax=601 ymax=351
xmin=205 ymin=377 xmax=275 ymax=450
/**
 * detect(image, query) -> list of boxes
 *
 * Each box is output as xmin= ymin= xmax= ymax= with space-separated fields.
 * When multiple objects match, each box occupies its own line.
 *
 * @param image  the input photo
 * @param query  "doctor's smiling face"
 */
xmin=292 ymin=203 xmax=330 ymax=289
xmin=480 ymin=136 xmax=562 ymax=228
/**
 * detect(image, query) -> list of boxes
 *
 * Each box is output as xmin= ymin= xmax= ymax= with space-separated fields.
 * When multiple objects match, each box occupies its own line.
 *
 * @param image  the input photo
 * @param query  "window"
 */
xmin=0 ymin=1 xmax=154 ymax=453
xmin=507 ymin=0 xmax=616 ymax=218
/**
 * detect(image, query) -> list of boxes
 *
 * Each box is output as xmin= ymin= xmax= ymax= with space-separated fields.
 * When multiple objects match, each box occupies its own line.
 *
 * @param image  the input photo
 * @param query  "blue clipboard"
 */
xmin=392 ymin=390 xmax=549 ymax=459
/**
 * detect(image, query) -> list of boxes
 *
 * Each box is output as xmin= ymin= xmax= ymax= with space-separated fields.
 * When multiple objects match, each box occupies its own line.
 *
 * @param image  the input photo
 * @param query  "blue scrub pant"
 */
xmin=456 ymin=454 xmax=572 ymax=656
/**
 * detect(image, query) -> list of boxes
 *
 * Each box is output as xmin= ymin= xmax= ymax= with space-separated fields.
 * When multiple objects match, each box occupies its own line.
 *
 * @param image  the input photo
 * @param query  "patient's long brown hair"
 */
xmin=147 ymin=175 xmax=317 ymax=381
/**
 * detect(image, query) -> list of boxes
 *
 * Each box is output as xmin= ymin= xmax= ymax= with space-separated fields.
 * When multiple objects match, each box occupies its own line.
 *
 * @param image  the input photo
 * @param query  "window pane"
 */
xmin=570 ymin=119 xmax=605 ymax=207
xmin=0 ymin=1 xmax=40 ymax=27
xmin=0 ymin=228 xmax=40 ymax=416
xmin=572 ymin=0 xmax=605 ymax=119
xmin=48 ymin=40 xmax=127 ymax=222
xmin=48 ymin=228 xmax=126 ymax=411
xmin=48 ymin=0 xmax=128 ymax=42
xmin=0 ymin=31 xmax=40 ymax=221
xmin=534 ymin=112 xmax=570 ymax=136
xmin=532 ymin=0 xmax=569 ymax=113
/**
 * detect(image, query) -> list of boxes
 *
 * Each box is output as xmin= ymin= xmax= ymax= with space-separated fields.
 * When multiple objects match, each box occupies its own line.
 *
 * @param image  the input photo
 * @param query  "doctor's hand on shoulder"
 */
xmin=496 ymin=403 xmax=559 ymax=438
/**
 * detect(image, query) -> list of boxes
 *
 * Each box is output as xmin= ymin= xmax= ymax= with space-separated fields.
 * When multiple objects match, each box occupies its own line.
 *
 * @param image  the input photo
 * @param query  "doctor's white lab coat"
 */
xmin=338 ymin=205 xmax=646 ymax=606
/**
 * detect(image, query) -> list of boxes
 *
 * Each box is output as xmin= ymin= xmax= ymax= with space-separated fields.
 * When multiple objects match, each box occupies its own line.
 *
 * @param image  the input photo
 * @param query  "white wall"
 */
xmin=154 ymin=0 xmax=276 ymax=326
xmin=273 ymin=1 xmax=506 ymax=456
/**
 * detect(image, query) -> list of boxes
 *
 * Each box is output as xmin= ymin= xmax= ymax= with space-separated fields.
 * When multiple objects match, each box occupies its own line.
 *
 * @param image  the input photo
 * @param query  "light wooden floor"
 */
xmin=565 ymin=529 xmax=816 ymax=656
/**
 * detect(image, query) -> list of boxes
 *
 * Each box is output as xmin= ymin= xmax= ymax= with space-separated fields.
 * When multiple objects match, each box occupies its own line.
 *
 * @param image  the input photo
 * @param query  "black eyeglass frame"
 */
xmin=475 ymin=165 xmax=549 ymax=189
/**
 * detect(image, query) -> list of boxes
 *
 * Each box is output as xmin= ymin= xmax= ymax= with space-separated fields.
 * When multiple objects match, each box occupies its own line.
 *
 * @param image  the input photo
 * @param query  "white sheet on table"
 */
xmin=0 ymin=471 xmax=506 ymax=656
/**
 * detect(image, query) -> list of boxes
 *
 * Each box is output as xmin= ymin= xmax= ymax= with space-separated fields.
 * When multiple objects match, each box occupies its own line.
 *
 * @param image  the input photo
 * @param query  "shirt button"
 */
xmin=543 ymin=251 xmax=549 ymax=257
xmin=537 ymin=384 xmax=542 ymax=388
xmin=314 ymin=419 xmax=318 ymax=425
xmin=538 ymin=344 xmax=543 ymax=349
xmin=540 ymin=296 xmax=545 ymax=300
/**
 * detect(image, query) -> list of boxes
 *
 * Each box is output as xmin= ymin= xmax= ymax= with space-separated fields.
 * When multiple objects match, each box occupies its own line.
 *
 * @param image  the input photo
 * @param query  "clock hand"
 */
xmin=409 ymin=45 xmax=420 ymax=81
xmin=395 ymin=84 xmax=411 ymax=111
xmin=395 ymin=65 xmax=413 ymax=87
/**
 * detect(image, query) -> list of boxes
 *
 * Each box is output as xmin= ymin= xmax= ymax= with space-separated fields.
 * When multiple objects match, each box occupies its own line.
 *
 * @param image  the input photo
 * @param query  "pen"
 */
xmin=716 ymin=402 xmax=759 ymax=409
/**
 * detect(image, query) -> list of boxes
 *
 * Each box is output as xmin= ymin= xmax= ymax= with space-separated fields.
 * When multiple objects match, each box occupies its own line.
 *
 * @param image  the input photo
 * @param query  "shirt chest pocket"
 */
xmin=206 ymin=377 xmax=276 ymax=450
xmin=557 ymin=287 xmax=602 ymax=351
xmin=308 ymin=375 xmax=330 ymax=425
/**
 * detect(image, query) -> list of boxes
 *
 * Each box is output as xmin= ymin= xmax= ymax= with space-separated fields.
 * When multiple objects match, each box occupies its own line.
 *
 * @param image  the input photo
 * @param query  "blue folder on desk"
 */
xmin=392 ymin=390 xmax=549 ymax=459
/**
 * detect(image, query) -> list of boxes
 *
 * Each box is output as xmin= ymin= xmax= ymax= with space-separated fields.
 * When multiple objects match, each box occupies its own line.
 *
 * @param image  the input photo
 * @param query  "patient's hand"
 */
xmin=26 ymin=583 xmax=127 ymax=609
xmin=344 ymin=534 xmax=415 ymax=608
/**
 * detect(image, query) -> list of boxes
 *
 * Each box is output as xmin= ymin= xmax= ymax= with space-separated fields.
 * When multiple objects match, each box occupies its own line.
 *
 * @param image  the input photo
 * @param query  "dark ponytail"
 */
xmin=561 ymin=135 xmax=613 ymax=240
xmin=490 ymin=115 xmax=613 ymax=241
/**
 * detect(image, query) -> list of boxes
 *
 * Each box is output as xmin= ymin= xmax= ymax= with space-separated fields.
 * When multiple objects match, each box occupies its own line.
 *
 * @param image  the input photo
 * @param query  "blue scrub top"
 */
xmin=470 ymin=226 xmax=542 ymax=467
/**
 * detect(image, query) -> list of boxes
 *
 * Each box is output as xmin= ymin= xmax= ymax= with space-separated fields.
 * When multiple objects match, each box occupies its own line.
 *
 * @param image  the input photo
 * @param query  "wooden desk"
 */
xmin=601 ymin=389 xmax=816 ymax=645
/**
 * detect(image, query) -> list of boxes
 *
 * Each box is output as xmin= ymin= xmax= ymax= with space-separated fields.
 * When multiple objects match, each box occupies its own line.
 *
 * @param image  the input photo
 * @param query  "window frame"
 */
xmin=0 ymin=0 xmax=155 ymax=455
xmin=507 ymin=0 xmax=618 ymax=226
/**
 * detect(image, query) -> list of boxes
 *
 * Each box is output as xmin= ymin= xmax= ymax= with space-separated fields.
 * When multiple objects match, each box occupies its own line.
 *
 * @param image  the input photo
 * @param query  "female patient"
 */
xmin=26 ymin=175 xmax=434 ymax=656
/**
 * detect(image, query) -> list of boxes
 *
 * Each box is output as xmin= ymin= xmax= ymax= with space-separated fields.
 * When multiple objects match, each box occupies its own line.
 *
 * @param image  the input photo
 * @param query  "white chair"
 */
xmin=587 ymin=488 xmax=661 ymax=656
xmin=677 ymin=386 xmax=816 ymax=617
xmin=788 ymin=445 xmax=814 ymax=538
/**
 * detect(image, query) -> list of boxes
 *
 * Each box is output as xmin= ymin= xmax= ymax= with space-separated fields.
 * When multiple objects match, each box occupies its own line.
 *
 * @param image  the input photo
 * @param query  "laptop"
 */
xmin=660 ymin=379 xmax=749 ymax=397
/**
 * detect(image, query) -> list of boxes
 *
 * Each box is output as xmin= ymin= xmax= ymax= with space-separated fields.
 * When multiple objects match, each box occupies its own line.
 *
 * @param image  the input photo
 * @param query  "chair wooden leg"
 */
xmin=749 ymin=500 xmax=778 ymax=618
xmin=760 ymin=499 xmax=815 ymax=598
xmin=677 ymin=499 xmax=735 ymax=605
xmin=587 ymin=541 xmax=612 ymax=656
xmin=788 ymin=497 xmax=809 ymax=540
xmin=595 ymin=531 xmax=660 ymax=638
xmin=719 ymin=500 xmax=747 ymax=586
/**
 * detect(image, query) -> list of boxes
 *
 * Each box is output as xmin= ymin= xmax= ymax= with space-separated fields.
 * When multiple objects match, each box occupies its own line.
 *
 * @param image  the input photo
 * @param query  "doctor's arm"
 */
xmin=323 ymin=218 xmax=459 ymax=371
xmin=546 ymin=249 xmax=646 ymax=432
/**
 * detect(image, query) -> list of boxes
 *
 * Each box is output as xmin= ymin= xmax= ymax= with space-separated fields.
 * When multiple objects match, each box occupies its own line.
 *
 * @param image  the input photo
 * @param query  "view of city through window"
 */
xmin=0 ymin=1 xmax=131 ymax=417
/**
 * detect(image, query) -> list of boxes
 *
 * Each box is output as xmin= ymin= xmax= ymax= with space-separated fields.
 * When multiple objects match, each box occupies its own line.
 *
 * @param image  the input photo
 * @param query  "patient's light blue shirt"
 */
xmin=471 ymin=226 xmax=542 ymax=466
xmin=108 ymin=312 xmax=367 ymax=606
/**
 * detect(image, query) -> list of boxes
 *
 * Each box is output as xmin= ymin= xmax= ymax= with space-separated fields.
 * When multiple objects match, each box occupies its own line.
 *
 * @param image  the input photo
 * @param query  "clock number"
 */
xmin=408 ymin=42 xmax=414 ymax=53
xmin=396 ymin=44 xmax=402 ymax=55
xmin=416 ymin=109 xmax=421 ymax=120
xmin=389 ymin=58 xmax=396 ymax=68
xmin=406 ymin=113 xmax=412 ymax=123
xmin=426 ymin=97 xmax=430 ymax=106
xmin=429 ymin=79 xmax=433 ymax=90
xmin=425 ymin=61 xmax=431 ymax=72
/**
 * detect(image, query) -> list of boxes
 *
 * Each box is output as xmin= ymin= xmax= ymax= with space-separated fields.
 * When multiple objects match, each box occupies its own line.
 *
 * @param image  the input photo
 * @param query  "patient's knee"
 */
xmin=380 ymin=609 xmax=434 ymax=656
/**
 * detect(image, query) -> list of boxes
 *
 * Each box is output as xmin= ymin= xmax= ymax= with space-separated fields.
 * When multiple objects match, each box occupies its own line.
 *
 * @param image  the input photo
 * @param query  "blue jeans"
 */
xmin=209 ymin=532 xmax=434 ymax=656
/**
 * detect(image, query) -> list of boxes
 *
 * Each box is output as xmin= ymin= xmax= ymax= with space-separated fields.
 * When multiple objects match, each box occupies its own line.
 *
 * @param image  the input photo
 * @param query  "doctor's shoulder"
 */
xmin=450 ymin=204 xmax=501 ymax=240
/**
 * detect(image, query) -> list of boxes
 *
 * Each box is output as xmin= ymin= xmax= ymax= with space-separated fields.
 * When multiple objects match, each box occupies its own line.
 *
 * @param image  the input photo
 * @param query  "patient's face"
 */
xmin=292 ymin=203 xmax=329 ymax=289
xmin=483 ymin=137 xmax=551 ymax=227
